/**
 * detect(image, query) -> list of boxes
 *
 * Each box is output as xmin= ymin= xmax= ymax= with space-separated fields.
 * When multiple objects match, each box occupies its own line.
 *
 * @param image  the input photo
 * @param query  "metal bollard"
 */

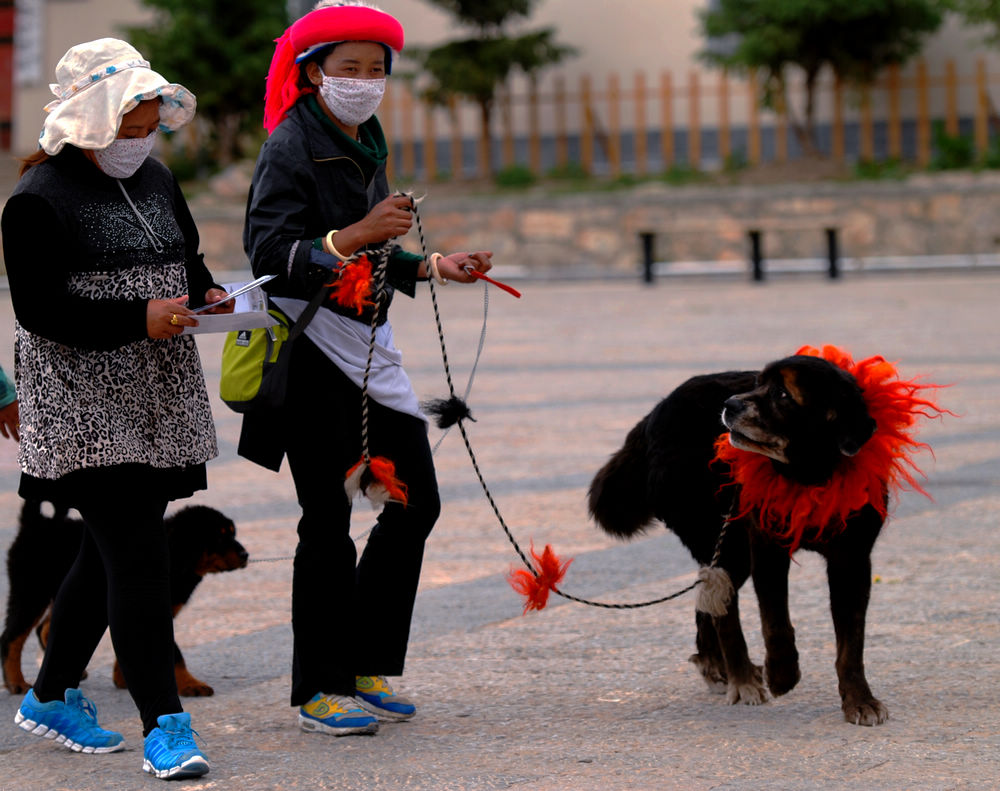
xmin=640 ymin=231 xmax=655 ymax=285
xmin=826 ymin=227 xmax=840 ymax=279
xmin=748 ymin=229 xmax=764 ymax=282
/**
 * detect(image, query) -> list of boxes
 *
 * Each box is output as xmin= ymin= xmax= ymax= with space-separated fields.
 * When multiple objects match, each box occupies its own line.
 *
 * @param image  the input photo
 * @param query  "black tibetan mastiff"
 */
xmin=588 ymin=349 xmax=939 ymax=726
xmin=2 ymin=501 xmax=248 ymax=697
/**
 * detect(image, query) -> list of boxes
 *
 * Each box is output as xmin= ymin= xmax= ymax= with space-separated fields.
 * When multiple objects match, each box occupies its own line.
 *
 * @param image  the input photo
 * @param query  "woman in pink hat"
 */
xmin=242 ymin=1 xmax=492 ymax=736
xmin=2 ymin=37 xmax=234 ymax=779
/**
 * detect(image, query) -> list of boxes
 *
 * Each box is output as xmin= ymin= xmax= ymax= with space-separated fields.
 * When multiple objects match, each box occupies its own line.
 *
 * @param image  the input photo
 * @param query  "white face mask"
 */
xmin=318 ymin=74 xmax=386 ymax=127
xmin=94 ymin=131 xmax=158 ymax=179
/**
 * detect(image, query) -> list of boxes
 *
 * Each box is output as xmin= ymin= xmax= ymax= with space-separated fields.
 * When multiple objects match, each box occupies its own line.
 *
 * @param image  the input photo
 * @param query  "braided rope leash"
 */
xmin=408 ymin=199 xmax=732 ymax=612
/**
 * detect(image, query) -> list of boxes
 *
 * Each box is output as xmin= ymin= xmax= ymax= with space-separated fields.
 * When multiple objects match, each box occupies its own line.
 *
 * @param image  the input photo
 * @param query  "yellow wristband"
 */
xmin=324 ymin=230 xmax=350 ymax=261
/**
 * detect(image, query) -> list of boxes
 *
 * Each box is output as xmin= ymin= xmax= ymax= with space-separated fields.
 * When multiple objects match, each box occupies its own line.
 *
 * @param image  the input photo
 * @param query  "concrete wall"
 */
xmin=183 ymin=171 xmax=1000 ymax=278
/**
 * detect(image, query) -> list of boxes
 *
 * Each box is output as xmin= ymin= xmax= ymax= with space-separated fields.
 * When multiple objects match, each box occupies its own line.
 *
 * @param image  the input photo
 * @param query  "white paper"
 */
xmin=188 ymin=274 xmax=277 ymax=314
xmin=182 ymin=278 xmax=279 ymax=335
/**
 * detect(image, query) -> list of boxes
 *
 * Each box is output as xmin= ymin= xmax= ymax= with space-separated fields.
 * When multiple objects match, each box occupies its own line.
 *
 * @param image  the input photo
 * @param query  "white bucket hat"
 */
xmin=39 ymin=37 xmax=196 ymax=155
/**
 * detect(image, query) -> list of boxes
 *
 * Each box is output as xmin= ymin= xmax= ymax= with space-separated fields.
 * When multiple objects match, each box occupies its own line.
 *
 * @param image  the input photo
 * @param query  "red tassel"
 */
xmin=344 ymin=455 xmax=408 ymax=507
xmin=329 ymin=256 xmax=375 ymax=315
xmin=367 ymin=456 xmax=408 ymax=506
xmin=507 ymin=543 xmax=572 ymax=613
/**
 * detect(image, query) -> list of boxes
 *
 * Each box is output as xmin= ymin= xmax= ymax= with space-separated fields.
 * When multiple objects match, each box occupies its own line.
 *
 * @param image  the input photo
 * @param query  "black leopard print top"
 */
xmin=2 ymin=147 xmax=219 ymax=493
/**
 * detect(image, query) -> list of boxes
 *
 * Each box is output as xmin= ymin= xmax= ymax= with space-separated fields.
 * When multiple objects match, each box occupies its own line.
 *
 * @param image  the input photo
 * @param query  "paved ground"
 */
xmin=0 ymin=270 xmax=998 ymax=790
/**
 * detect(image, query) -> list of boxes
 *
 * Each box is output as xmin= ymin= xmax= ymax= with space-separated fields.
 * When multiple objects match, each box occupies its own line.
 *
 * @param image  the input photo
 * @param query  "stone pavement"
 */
xmin=0 ymin=271 xmax=998 ymax=790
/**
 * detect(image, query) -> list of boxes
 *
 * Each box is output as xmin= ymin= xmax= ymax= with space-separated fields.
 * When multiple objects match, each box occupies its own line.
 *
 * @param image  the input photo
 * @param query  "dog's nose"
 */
xmin=723 ymin=396 xmax=746 ymax=416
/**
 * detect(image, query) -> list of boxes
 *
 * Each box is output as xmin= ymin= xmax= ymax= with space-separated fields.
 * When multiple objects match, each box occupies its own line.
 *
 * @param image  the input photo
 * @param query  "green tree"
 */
xmin=408 ymin=0 xmax=574 ymax=176
xmin=948 ymin=0 xmax=1000 ymax=44
xmin=699 ymin=0 xmax=945 ymax=153
xmin=124 ymin=0 xmax=289 ymax=167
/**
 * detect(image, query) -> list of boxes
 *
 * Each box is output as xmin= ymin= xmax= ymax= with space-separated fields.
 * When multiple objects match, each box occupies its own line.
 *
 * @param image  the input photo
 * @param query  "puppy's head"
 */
xmin=166 ymin=505 xmax=249 ymax=576
xmin=721 ymin=355 xmax=876 ymax=482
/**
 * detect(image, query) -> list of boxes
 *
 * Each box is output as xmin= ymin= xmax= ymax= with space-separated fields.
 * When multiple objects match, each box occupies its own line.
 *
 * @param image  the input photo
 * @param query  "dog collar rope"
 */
xmin=402 ymin=200 xmax=722 ymax=614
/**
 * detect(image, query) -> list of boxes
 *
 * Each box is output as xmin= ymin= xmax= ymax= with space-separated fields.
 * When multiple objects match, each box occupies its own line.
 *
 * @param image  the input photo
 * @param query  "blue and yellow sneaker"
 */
xmin=142 ymin=712 xmax=209 ymax=780
xmin=14 ymin=688 xmax=125 ymax=753
xmin=299 ymin=693 xmax=378 ymax=735
xmin=355 ymin=676 xmax=416 ymax=721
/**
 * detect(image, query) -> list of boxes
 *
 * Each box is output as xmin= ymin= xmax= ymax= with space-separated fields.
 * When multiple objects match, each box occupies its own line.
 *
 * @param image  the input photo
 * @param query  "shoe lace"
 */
xmin=164 ymin=724 xmax=202 ymax=750
xmin=71 ymin=695 xmax=100 ymax=726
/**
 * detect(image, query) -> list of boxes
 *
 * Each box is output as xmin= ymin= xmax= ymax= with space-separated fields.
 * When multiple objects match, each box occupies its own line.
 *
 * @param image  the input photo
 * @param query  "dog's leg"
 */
xmin=113 ymin=642 xmax=214 ymax=696
xmin=689 ymin=610 xmax=727 ymax=692
xmin=172 ymin=642 xmax=213 ymax=697
xmin=712 ymin=590 xmax=767 ymax=705
xmin=750 ymin=534 xmax=800 ymax=697
xmin=703 ymin=527 xmax=767 ymax=705
xmin=2 ymin=602 xmax=52 ymax=693
xmin=825 ymin=512 xmax=888 ymax=726
xmin=1 ymin=628 xmax=33 ymax=694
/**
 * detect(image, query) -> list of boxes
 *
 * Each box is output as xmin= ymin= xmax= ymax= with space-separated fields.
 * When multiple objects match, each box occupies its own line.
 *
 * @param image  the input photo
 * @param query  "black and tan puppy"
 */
xmin=588 ymin=352 xmax=925 ymax=726
xmin=2 ymin=501 xmax=248 ymax=697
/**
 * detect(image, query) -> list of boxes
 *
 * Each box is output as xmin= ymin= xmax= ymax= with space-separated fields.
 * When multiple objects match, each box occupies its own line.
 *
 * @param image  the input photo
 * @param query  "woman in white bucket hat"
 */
xmin=1 ymin=38 xmax=233 ymax=780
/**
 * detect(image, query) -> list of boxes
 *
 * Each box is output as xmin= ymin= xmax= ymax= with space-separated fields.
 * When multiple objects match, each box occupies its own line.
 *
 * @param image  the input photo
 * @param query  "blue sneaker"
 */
xmin=355 ymin=676 xmax=416 ymax=721
xmin=298 ymin=693 xmax=378 ymax=735
xmin=14 ymin=688 xmax=124 ymax=753
xmin=142 ymin=712 xmax=209 ymax=780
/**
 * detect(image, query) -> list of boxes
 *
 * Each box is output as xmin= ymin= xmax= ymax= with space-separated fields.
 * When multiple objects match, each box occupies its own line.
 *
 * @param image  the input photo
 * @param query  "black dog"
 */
xmin=2 ymin=501 xmax=248 ymax=697
xmin=588 ymin=353 xmax=913 ymax=726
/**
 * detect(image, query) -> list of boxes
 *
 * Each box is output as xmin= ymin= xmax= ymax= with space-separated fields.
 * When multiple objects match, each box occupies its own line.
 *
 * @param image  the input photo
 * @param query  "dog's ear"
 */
xmin=830 ymin=393 xmax=877 ymax=457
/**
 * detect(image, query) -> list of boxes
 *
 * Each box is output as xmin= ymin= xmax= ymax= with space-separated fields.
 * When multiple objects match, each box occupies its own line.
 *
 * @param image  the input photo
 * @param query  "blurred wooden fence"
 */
xmin=381 ymin=58 xmax=1000 ymax=182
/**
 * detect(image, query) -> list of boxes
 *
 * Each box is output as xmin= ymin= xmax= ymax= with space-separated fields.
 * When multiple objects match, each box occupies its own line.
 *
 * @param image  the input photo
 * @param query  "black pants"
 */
xmin=284 ymin=337 xmax=440 ymax=706
xmin=33 ymin=473 xmax=181 ymax=736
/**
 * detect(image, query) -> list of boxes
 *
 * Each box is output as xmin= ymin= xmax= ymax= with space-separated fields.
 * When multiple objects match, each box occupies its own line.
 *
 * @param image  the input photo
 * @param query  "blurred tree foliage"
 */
xmin=124 ymin=0 xmax=289 ymax=168
xmin=699 ymin=0 xmax=945 ymax=153
xmin=948 ymin=0 xmax=1000 ymax=44
xmin=407 ymin=0 xmax=574 ymax=175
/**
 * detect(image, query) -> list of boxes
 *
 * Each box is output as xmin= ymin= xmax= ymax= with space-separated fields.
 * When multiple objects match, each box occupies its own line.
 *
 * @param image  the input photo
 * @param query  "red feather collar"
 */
xmin=712 ymin=345 xmax=946 ymax=553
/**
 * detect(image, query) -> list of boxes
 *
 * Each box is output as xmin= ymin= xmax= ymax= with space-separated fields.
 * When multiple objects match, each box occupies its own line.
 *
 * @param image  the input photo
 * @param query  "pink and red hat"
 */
xmin=263 ymin=4 xmax=404 ymax=134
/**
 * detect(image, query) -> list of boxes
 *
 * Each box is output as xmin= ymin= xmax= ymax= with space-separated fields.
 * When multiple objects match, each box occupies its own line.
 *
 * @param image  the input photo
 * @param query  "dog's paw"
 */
xmin=764 ymin=653 xmax=800 ymax=697
xmin=726 ymin=664 xmax=768 ymax=705
xmin=726 ymin=679 xmax=768 ymax=705
xmin=688 ymin=652 xmax=727 ymax=694
xmin=843 ymin=696 xmax=889 ymax=726
xmin=4 ymin=679 xmax=31 ymax=695
xmin=178 ymin=680 xmax=215 ymax=697
xmin=176 ymin=666 xmax=214 ymax=697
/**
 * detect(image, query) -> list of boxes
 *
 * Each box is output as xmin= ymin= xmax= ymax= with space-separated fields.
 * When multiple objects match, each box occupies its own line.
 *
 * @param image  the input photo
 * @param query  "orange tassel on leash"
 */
xmin=329 ymin=256 xmax=375 ymax=315
xmin=344 ymin=456 xmax=409 ymax=507
xmin=507 ymin=544 xmax=573 ymax=613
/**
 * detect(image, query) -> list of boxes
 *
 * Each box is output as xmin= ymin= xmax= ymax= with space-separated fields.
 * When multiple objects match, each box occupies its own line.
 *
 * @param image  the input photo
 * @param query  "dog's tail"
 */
xmin=588 ymin=417 xmax=656 ymax=539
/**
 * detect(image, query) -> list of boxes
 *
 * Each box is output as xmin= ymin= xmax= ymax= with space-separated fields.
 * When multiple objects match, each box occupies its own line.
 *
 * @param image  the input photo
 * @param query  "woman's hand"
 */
xmin=0 ymin=400 xmax=19 ymax=442
xmin=200 ymin=288 xmax=236 ymax=315
xmin=147 ymin=296 xmax=196 ymax=339
xmin=436 ymin=251 xmax=494 ymax=283
xmin=335 ymin=195 xmax=413 ymax=255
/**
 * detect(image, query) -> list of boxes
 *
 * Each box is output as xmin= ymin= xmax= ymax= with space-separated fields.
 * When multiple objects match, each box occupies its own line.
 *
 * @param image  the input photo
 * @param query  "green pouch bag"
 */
xmin=219 ymin=306 xmax=292 ymax=413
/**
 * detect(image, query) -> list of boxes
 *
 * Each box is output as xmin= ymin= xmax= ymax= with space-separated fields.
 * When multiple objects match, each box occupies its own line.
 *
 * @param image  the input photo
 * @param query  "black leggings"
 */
xmin=33 ymin=476 xmax=181 ymax=735
xmin=283 ymin=336 xmax=441 ymax=706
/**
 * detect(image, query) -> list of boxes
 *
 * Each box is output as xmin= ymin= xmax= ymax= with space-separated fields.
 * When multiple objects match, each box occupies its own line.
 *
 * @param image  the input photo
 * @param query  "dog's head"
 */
xmin=721 ymin=355 xmax=876 ymax=483
xmin=166 ymin=505 xmax=249 ymax=576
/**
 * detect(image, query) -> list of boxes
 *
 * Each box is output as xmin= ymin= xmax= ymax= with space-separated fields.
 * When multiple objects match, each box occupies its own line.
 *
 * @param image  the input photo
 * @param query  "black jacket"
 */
xmin=239 ymin=98 xmax=422 ymax=471
xmin=243 ymin=96 xmax=420 ymax=325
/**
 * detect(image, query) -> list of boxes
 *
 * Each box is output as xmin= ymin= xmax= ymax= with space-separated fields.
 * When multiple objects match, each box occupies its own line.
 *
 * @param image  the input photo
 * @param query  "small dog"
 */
xmin=588 ymin=348 xmax=939 ymax=726
xmin=2 ymin=500 xmax=248 ymax=696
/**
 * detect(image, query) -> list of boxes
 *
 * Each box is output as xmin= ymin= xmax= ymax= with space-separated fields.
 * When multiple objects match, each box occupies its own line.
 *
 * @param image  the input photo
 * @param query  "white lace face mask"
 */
xmin=318 ymin=74 xmax=386 ymax=127
xmin=94 ymin=130 xmax=158 ymax=179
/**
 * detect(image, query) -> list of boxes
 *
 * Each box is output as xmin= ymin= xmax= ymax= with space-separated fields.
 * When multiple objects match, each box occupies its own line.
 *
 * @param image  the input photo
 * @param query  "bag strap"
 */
xmin=284 ymin=279 xmax=331 ymax=342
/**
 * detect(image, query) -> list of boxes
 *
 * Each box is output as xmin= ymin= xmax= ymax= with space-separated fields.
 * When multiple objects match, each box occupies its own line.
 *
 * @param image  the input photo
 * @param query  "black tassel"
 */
xmin=422 ymin=395 xmax=475 ymax=428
